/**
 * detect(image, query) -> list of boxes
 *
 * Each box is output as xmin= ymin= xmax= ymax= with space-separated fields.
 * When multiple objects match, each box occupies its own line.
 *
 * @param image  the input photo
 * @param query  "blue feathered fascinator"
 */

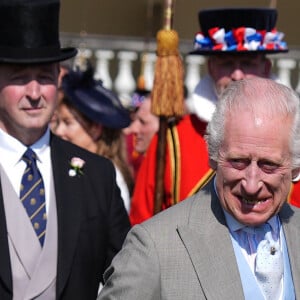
xmin=62 ymin=66 xmax=131 ymax=129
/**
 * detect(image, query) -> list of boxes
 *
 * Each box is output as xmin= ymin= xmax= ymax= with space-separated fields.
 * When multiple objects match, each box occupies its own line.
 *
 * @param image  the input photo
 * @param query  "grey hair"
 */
xmin=205 ymin=77 xmax=300 ymax=169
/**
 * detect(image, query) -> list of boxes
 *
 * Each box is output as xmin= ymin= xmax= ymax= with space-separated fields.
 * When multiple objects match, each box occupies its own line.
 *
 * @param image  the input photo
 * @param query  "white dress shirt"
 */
xmin=0 ymin=128 xmax=52 ymax=212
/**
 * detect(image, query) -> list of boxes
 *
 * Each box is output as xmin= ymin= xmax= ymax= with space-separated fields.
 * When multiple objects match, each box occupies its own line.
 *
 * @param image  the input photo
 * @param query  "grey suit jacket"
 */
xmin=98 ymin=181 xmax=300 ymax=300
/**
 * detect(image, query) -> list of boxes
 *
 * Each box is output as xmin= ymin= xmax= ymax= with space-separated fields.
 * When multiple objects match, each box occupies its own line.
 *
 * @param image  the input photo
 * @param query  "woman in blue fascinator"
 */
xmin=53 ymin=65 xmax=134 ymax=212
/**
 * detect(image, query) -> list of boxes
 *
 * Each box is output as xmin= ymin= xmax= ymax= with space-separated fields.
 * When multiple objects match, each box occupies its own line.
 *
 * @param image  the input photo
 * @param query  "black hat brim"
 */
xmin=0 ymin=48 xmax=77 ymax=64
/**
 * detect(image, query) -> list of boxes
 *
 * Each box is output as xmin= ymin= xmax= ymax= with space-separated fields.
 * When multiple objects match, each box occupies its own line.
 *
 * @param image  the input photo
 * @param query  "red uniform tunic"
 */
xmin=289 ymin=181 xmax=300 ymax=208
xmin=129 ymin=114 xmax=214 ymax=225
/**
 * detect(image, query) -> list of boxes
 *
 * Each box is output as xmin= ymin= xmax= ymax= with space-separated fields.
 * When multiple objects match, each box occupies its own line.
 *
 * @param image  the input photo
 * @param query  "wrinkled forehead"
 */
xmin=227 ymin=104 xmax=293 ymax=132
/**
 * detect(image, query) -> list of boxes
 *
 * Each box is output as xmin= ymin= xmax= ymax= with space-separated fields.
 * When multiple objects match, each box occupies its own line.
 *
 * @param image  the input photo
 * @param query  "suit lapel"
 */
xmin=177 ymin=184 xmax=244 ymax=299
xmin=0 ymin=166 xmax=12 ymax=294
xmin=280 ymin=203 xmax=300 ymax=298
xmin=50 ymin=135 xmax=84 ymax=297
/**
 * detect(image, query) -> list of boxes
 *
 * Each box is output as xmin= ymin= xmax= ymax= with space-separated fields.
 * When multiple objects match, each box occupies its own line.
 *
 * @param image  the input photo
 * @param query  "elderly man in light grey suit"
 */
xmin=98 ymin=77 xmax=300 ymax=299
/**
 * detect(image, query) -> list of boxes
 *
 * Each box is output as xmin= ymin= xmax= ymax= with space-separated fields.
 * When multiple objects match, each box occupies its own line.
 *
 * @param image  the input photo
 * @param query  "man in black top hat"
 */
xmin=0 ymin=1 xmax=130 ymax=299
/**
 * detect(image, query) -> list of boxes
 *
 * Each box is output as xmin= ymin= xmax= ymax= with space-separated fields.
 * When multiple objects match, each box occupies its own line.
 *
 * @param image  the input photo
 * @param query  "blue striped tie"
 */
xmin=20 ymin=148 xmax=46 ymax=246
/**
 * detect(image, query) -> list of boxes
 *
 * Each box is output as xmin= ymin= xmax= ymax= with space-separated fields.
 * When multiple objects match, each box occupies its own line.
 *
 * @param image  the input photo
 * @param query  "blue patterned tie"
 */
xmin=20 ymin=148 xmax=46 ymax=246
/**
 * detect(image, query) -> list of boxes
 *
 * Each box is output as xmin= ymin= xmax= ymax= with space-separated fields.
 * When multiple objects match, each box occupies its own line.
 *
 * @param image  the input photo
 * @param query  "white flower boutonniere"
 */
xmin=69 ymin=157 xmax=85 ymax=177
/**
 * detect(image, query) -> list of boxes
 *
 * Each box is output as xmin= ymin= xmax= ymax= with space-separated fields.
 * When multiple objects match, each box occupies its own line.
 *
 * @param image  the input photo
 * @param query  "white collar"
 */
xmin=186 ymin=75 xmax=217 ymax=123
xmin=0 ymin=128 xmax=50 ymax=165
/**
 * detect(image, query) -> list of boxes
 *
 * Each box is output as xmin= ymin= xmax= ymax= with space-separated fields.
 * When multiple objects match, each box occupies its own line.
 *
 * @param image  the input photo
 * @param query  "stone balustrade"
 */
xmin=61 ymin=32 xmax=300 ymax=106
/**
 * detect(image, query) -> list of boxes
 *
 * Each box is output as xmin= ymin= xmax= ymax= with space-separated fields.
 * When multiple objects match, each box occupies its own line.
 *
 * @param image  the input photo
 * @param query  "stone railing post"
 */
xmin=94 ymin=50 xmax=115 ymax=89
xmin=295 ymin=60 xmax=300 ymax=95
xmin=114 ymin=51 xmax=138 ymax=107
xmin=277 ymin=58 xmax=296 ymax=88
xmin=142 ymin=52 xmax=156 ymax=91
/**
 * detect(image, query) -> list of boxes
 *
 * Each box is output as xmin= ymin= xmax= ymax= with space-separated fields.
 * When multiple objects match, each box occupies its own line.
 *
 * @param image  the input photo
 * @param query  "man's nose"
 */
xmin=26 ymin=80 xmax=41 ymax=100
xmin=241 ymin=163 xmax=263 ymax=194
xmin=130 ymin=120 xmax=141 ymax=134
xmin=230 ymin=67 xmax=245 ymax=81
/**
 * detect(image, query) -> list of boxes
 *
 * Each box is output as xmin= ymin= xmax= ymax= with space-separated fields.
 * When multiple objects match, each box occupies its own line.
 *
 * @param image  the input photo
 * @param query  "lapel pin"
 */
xmin=270 ymin=246 xmax=276 ymax=255
xmin=69 ymin=157 xmax=85 ymax=177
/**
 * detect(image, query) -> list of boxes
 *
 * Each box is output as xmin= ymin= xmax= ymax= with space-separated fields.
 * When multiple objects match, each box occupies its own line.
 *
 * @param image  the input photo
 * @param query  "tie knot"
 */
xmin=254 ymin=223 xmax=271 ymax=242
xmin=255 ymin=223 xmax=271 ymax=235
xmin=22 ymin=148 xmax=37 ymax=165
xmin=241 ymin=223 xmax=271 ymax=236
xmin=240 ymin=223 xmax=272 ymax=248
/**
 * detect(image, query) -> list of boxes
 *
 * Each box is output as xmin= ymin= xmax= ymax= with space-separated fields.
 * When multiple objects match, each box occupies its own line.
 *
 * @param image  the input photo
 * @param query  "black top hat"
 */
xmin=62 ymin=67 xmax=131 ymax=129
xmin=0 ymin=0 xmax=77 ymax=64
xmin=190 ymin=8 xmax=288 ymax=55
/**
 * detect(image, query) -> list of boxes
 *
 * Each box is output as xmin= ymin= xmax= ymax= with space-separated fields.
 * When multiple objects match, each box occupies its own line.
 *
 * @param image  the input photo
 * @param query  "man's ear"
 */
xmin=292 ymin=168 xmax=300 ymax=182
xmin=209 ymin=158 xmax=218 ymax=170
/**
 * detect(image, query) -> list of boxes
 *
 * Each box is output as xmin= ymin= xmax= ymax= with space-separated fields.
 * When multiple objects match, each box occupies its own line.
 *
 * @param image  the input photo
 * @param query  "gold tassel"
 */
xmin=151 ymin=26 xmax=185 ymax=117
